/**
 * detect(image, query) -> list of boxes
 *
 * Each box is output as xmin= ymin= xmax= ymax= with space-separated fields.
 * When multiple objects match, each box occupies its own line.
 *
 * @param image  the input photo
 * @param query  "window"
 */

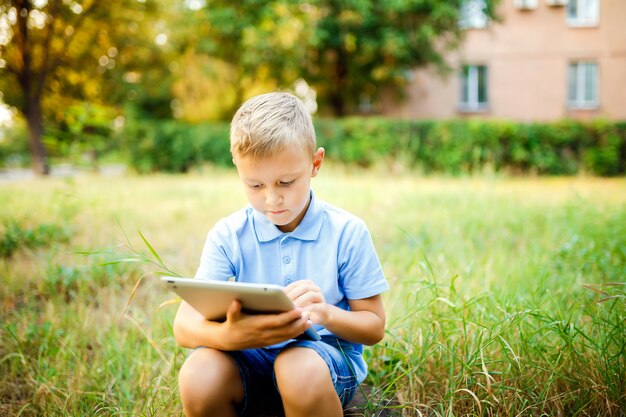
xmin=514 ymin=0 xmax=538 ymax=10
xmin=567 ymin=0 xmax=599 ymax=26
xmin=568 ymin=62 xmax=599 ymax=108
xmin=459 ymin=65 xmax=488 ymax=111
xmin=459 ymin=0 xmax=489 ymax=29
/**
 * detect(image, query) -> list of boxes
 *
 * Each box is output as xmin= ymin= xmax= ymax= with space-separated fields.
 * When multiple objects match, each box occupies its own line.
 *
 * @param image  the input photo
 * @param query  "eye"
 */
xmin=279 ymin=179 xmax=295 ymax=186
xmin=248 ymin=183 xmax=263 ymax=189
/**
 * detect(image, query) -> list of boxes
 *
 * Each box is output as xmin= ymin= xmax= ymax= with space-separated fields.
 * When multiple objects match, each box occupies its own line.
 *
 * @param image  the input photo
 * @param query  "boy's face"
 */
xmin=234 ymin=145 xmax=324 ymax=233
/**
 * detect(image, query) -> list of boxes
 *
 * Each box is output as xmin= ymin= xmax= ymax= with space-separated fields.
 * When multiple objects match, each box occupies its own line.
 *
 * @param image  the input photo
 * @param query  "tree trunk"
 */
xmin=25 ymin=99 xmax=50 ymax=176
xmin=329 ymin=90 xmax=346 ymax=117
xmin=14 ymin=0 xmax=50 ymax=176
xmin=329 ymin=45 xmax=348 ymax=117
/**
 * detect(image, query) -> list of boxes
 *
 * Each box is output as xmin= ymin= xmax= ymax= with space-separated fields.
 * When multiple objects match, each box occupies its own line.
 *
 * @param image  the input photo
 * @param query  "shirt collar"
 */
xmin=252 ymin=191 xmax=324 ymax=243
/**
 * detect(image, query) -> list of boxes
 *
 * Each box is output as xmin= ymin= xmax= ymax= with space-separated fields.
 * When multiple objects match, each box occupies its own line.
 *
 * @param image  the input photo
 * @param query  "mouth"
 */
xmin=268 ymin=210 xmax=287 ymax=215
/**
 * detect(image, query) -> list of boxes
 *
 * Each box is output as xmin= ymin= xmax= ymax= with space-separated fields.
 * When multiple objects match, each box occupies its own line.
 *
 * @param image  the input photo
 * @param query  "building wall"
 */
xmin=382 ymin=0 xmax=626 ymax=121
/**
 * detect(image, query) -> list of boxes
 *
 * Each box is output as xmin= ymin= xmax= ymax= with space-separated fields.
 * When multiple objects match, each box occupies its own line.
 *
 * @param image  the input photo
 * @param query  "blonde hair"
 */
xmin=230 ymin=92 xmax=316 ymax=159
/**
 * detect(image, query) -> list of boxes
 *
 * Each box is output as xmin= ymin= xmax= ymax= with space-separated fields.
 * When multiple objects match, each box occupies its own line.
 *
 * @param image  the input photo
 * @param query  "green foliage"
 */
xmin=173 ymin=0 xmax=500 ymax=117
xmin=581 ymin=120 xmax=624 ymax=176
xmin=0 ymin=0 xmax=168 ymax=116
xmin=123 ymin=118 xmax=626 ymax=176
xmin=303 ymin=0 xmax=500 ymax=115
xmin=323 ymin=118 xmax=626 ymax=175
xmin=0 ymin=0 xmax=172 ymax=173
xmin=0 ymin=220 xmax=72 ymax=258
xmin=41 ymin=102 xmax=119 ymax=166
xmin=0 ymin=117 xmax=29 ymax=167
xmin=124 ymin=119 xmax=231 ymax=173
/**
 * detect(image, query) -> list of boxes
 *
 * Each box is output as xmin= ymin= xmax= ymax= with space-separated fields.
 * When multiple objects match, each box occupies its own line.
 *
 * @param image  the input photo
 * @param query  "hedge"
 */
xmin=122 ymin=118 xmax=626 ymax=176
xmin=123 ymin=119 xmax=232 ymax=173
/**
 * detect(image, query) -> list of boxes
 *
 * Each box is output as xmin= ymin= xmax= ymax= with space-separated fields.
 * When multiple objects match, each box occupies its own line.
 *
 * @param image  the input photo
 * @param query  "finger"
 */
xmin=282 ymin=313 xmax=311 ymax=338
xmin=283 ymin=281 xmax=306 ymax=298
xmin=256 ymin=308 xmax=303 ymax=330
xmin=225 ymin=299 xmax=242 ymax=322
xmin=284 ymin=279 xmax=313 ymax=291
xmin=265 ymin=318 xmax=309 ymax=345
xmin=285 ymin=281 xmax=320 ymax=301
xmin=292 ymin=290 xmax=324 ymax=308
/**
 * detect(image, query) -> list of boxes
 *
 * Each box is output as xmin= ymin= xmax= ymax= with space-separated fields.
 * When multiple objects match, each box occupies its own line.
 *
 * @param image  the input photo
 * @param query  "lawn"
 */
xmin=1 ymin=169 xmax=624 ymax=416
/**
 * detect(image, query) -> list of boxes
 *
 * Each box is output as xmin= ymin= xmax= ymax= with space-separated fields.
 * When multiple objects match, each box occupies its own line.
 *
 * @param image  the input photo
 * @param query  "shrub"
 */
xmin=0 ymin=120 xmax=30 ymax=168
xmin=123 ymin=120 xmax=230 ymax=173
xmin=581 ymin=120 xmax=623 ymax=176
xmin=122 ymin=118 xmax=626 ymax=176
xmin=0 ymin=220 xmax=72 ymax=258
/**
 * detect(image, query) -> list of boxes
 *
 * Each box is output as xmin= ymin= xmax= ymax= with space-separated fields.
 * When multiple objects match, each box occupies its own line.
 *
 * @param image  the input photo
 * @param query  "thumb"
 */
xmin=226 ymin=299 xmax=242 ymax=322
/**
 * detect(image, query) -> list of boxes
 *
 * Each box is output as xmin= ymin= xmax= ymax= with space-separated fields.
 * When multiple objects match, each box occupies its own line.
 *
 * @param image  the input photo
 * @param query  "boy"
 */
xmin=173 ymin=92 xmax=389 ymax=417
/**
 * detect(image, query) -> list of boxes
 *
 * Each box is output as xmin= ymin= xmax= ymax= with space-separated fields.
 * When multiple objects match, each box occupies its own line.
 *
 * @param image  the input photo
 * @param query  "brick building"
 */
xmin=381 ymin=0 xmax=626 ymax=121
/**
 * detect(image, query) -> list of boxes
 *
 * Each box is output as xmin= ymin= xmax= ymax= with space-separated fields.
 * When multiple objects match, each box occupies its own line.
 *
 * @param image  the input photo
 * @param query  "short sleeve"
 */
xmin=338 ymin=220 xmax=389 ymax=300
xmin=194 ymin=220 xmax=238 ymax=281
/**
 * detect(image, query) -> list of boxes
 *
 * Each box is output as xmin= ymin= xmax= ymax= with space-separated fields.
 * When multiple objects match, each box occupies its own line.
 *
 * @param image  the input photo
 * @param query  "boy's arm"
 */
xmin=285 ymin=280 xmax=386 ymax=346
xmin=327 ymin=295 xmax=386 ymax=346
xmin=173 ymin=299 xmax=312 ymax=350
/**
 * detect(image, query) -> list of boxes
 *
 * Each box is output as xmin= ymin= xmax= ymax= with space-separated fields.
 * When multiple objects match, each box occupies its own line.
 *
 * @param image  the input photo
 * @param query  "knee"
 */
xmin=274 ymin=348 xmax=333 ymax=405
xmin=178 ymin=349 xmax=242 ymax=416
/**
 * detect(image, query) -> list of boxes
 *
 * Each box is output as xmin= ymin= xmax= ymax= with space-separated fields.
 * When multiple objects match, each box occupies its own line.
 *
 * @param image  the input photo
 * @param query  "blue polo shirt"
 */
xmin=195 ymin=191 xmax=389 ymax=382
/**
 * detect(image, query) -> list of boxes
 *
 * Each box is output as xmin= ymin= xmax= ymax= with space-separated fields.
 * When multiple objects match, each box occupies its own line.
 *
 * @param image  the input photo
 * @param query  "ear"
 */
xmin=311 ymin=147 xmax=325 ymax=177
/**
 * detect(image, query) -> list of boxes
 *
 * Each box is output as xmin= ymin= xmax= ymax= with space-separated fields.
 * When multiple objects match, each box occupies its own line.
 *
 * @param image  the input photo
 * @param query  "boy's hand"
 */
xmin=284 ymin=280 xmax=329 ymax=325
xmin=221 ymin=299 xmax=310 ymax=350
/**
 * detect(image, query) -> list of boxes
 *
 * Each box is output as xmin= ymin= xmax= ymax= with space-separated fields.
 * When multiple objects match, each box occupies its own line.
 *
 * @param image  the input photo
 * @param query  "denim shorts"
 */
xmin=199 ymin=336 xmax=360 ymax=417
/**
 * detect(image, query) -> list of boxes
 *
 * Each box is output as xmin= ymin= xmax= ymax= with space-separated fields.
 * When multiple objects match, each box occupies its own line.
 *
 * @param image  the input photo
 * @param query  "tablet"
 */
xmin=162 ymin=277 xmax=320 ymax=341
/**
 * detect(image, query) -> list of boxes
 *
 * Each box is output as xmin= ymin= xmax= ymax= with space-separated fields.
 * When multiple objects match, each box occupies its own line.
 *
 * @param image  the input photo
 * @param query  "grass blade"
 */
xmin=138 ymin=229 xmax=164 ymax=266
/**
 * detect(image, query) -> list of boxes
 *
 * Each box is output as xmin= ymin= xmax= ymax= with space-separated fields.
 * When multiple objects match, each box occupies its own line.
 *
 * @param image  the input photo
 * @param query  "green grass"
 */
xmin=1 ymin=169 xmax=625 ymax=416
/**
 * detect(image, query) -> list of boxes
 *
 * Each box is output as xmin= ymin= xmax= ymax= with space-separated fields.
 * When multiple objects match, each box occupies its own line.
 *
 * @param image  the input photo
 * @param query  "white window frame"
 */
xmin=459 ymin=0 xmax=489 ymax=29
xmin=515 ymin=0 xmax=539 ymax=10
xmin=567 ymin=61 xmax=599 ymax=109
xmin=567 ymin=0 xmax=600 ymax=27
xmin=459 ymin=65 xmax=489 ymax=112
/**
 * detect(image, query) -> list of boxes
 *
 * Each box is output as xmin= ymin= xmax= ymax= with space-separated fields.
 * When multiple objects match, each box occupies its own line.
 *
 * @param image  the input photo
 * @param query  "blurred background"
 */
xmin=0 ymin=0 xmax=624 ymax=178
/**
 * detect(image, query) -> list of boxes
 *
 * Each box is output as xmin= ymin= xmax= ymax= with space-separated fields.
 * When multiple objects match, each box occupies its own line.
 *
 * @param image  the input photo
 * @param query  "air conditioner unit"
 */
xmin=546 ymin=0 xmax=567 ymax=6
xmin=515 ymin=0 xmax=538 ymax=10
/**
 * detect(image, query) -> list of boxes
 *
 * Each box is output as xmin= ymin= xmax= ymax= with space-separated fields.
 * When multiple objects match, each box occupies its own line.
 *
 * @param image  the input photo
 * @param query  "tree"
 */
xmin=167 ymin=0 xmax=314 ymax=121
xmin=0 ymin=0 xmax=166 ymax=175
xmin=303 ymin=0 xmax=499 ymax=116
xmin=187 ymin=0 xmax=498 ymax=117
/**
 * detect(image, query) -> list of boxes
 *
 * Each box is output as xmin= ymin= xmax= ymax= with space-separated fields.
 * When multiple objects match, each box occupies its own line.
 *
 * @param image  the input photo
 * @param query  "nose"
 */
xmin=265 ymin=187 xmax=283 ymax=207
